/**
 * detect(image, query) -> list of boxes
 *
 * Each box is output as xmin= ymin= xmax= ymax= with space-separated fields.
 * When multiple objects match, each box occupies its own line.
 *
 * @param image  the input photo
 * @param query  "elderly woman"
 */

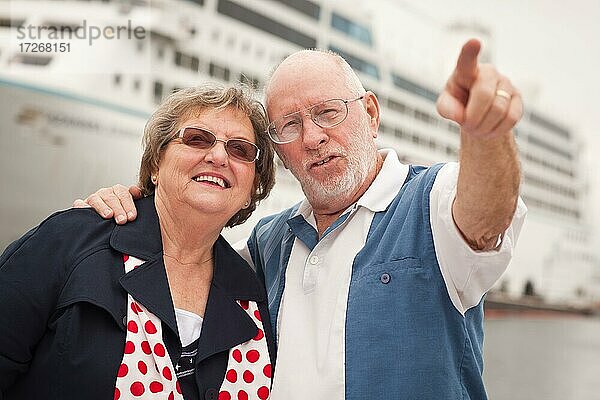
xmin=0 ymin=84 xmax=276 ymax=400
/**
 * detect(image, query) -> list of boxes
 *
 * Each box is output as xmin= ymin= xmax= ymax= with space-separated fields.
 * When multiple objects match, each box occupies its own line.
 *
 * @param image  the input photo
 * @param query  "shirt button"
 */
xmin=309 ymin=255 xmax=319 ymax=265
xmin=204 ymin=388 xmax=218 ymax=400
xmin=380 ymin=273 xmax=391 ymax=284
xmin=122 ymin=315 xmax=127 ymax=327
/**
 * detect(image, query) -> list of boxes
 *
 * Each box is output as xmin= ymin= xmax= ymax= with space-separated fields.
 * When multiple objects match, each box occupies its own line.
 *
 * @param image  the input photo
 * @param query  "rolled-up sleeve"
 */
xmin=429 ymin=162 xmax=527 ymax=314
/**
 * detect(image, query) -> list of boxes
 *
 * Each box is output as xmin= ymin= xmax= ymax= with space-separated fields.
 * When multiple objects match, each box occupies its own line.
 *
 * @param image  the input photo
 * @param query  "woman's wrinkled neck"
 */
xmin=154 ymin=193 xmax=222 ymax=266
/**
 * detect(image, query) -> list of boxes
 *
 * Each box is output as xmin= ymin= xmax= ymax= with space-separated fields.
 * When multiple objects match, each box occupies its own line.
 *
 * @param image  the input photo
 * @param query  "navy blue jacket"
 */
xmin=0 ymin=196 xmax=275 ymax=400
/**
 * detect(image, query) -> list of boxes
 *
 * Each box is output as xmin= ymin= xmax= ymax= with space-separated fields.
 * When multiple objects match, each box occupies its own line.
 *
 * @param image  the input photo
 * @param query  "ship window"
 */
xmin=522 ymin=173 xmax=577 ymax=199
xmin=157 ymin=47 xmax=165 ymax=59
xmin=209 ymin=62 xmax=230 ymax=82
xmin=191 ymin=56 xmax=199 ymax=72
xmin=523 ymin=281 xmax=535 ymax=297
xmin=175 ymin=51 xmax=200 ymax=72
xmin=331 ymin=12 xmax=373 ymax=46
xmin=529 ymin=112 xmax=570 ymax=139
xmin=226 ymin=35 xmax=236 ymax=48
xmin=387 ymin=98 xmax=407 ymax=114
xmin=114 ymin=74 xmax=122 ymax=86
xmin=0 ymin=18 xmax=24 ymax=28
xmin=272 ymin=0 xmax=321 ymax=20
xmin=185 ymin=0 xmax=205 ymax=6
xmin=255 ymin=47 xmax=265 ymax=59
xmin=527 ymin=134 xmax=572 ymax=160
xmin=329 ymin=46 xmax=379 ymax=79
xmin=521 ymin=195 xmax=580 ymax=219
xmin=446 ymin=145 xmax=456 ymax=156
xmin=415 ymin=109 xmax=436 ymax=126
xmin=522 ymin=152 xmax=574 ymax=177
xmin=391 ymin=73 xmax=438 ymax=102
xmin=241 ymin=41 xmax=251 ymax=53
xmin=154 ymin=81 xmax=164 ymax=103
xmin=133 ymin=79 xmax=141 ymax=91
xmin=217 ymin=0 xmax=317 ymax=48
xmin=12 ymin=54 xmax=52 ymax=66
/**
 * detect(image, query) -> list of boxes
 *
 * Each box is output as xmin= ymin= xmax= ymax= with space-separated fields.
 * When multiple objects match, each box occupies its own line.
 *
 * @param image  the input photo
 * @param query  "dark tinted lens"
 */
xmin=181 ymin=127 xmax=215 ymax=149
xmin=227 ymin=139 xmax=258 ymax=162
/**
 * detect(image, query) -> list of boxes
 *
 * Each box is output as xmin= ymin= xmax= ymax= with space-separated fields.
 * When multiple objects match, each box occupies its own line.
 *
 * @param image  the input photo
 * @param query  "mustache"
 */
xmin=301 ymin=148 xmax=347 ymax=170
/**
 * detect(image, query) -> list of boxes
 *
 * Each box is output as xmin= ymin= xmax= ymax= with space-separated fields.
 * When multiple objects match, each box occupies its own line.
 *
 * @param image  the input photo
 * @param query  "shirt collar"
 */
xmin=293 ymin=198 xmax=315 ymax=224
xmin=356 ymin=149 xmax=409 ymax=212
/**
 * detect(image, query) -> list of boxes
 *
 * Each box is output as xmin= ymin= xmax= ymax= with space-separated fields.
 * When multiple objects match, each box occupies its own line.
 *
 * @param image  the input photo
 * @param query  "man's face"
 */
xmin=266 ymin=55 xmax=379 ymax=212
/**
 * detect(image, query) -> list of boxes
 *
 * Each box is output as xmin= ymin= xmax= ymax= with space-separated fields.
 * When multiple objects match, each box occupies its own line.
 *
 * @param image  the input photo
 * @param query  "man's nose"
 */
xmin=301 ymin=115 xmax=329 ymax=150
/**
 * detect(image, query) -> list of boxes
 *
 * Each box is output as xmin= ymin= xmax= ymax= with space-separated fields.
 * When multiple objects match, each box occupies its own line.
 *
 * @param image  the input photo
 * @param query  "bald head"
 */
xmin=265 ymin=50 xmax=365 ymax=111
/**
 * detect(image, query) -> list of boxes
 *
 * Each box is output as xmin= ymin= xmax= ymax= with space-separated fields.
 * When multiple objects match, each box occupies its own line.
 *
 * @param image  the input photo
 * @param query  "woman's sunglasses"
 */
xmin=174 ymin=126 xmax=260 ymax=163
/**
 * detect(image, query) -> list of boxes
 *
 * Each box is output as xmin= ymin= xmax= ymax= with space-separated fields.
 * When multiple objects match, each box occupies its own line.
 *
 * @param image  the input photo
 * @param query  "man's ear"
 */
xmin=364 ymin=91 xmax=381 ymax=138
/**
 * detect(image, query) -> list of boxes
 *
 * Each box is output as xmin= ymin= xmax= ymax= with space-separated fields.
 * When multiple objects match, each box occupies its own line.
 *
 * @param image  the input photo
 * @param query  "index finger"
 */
xmin=454 ymin=39 xmax=481 ymax=90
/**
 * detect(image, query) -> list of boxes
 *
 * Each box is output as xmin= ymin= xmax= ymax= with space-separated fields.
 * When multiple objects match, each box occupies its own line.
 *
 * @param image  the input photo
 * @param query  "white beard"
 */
xmin=299 ymin=147 xmax=375 ymax=208
xmin=290 ymin=119 xmax=378 ymax=210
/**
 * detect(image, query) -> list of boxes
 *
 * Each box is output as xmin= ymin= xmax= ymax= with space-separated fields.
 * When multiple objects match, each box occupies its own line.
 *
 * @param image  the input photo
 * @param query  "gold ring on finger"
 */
xmin=496 ymin=89 xmax=512 ymax=100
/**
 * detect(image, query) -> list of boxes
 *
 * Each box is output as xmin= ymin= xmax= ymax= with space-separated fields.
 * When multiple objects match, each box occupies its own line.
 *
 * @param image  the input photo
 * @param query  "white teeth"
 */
xmin=316 ymin=156 xmax=332 ymax=166
xmin=193 ymin=175 xmax=226 ymax=188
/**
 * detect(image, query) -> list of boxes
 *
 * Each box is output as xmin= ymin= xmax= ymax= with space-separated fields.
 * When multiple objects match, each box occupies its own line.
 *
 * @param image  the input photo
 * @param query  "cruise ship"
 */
xmin=1 ymin=0 xmax=598 ymax=307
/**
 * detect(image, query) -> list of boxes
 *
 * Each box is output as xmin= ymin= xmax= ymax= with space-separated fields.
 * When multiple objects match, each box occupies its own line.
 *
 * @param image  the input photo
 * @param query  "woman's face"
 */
xmin=155 ymin=106 xmax=256 ymax=224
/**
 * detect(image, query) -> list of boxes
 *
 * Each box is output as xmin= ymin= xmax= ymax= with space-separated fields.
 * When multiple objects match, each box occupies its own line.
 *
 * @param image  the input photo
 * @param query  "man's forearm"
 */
xmin=453 ymin=129 xmax=520 ymax=250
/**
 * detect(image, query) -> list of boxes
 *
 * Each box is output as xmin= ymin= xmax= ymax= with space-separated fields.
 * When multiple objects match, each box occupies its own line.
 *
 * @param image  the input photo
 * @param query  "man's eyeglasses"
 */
xmin=173 ymin=127 xmax=260 ymax=163
xmin=267 ymin=96 xmax=364 ymax=144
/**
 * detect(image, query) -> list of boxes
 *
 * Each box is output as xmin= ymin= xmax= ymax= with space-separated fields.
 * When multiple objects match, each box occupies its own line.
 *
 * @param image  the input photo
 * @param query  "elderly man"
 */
xmin=79 ymin=39 xmax=526 ymax=399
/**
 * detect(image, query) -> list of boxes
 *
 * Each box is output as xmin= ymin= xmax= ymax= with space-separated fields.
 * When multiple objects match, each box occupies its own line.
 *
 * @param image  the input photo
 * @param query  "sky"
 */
xmin=368 ymin=0 xmax=600 ymax=225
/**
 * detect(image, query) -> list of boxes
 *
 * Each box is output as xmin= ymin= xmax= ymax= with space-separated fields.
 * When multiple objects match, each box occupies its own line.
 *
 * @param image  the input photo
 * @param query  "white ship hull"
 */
xmin=0 ymin=77 xmax=147 ymax=244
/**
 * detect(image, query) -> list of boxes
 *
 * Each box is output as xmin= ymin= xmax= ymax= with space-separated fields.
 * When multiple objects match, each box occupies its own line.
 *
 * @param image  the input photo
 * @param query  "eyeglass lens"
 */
xmin=181 ymin=127 xmax=259 ymax=162
xmin=269 ymin=98 xmax=360 ymax=143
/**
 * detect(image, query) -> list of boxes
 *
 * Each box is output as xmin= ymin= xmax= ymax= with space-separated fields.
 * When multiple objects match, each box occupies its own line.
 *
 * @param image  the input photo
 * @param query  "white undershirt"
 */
xmin=174 ymin=308 xmax=203 ymax=347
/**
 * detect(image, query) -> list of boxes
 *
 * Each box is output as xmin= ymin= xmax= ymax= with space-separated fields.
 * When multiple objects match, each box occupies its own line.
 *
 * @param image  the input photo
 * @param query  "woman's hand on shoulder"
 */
xmin=73 ymin=184 xmax=142 ymax=224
